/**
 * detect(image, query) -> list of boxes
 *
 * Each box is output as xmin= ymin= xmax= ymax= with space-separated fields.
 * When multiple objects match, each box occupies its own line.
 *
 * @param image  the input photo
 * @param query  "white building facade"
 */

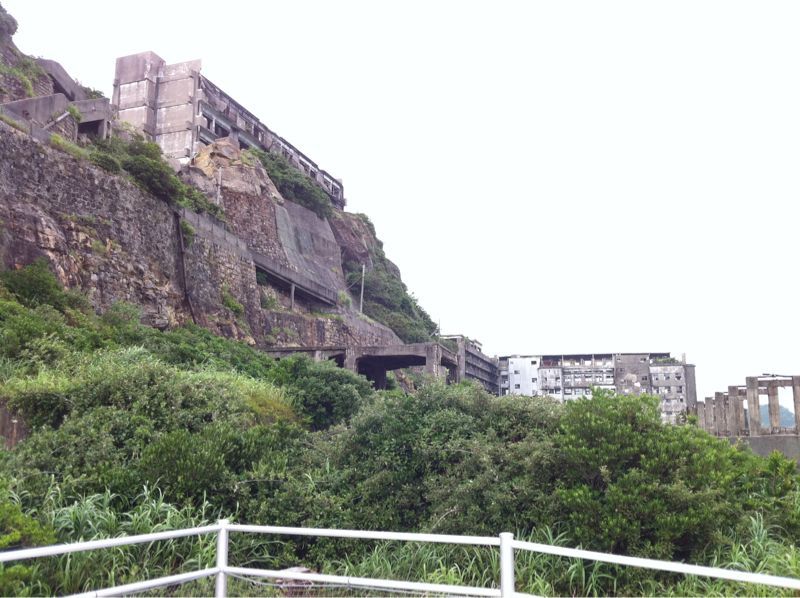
xmin=498 ymin=352 xmax=697 ymax=424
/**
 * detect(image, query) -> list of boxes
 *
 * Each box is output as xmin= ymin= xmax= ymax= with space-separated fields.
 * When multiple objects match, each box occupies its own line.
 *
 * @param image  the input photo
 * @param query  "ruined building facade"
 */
xmin=441 ymin=335 xmax=500 ymax=394
xmin=499 ymin=352 xmax=697 ymax=423
xmin=112 ymin=51 xmax=344 ymax=209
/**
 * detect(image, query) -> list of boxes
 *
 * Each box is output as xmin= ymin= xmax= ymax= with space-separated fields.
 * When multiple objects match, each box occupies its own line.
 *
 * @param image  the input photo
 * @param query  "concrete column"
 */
xmin=343 ymin=349 xmax=357 ymax=373
xmin=793 ymin=376 xmax=800 ymax=433
xmin=746 ymin=377 xmax=761 ymax=436
xmin=424 ymin=344 xmax=442 ymax=377
xmin=768 ymin=382 xmax=781 ymax=432
xmin=714 ymin=391 xmax=726 ymax=436
xmin=728 ymin=386 xmax=742 ymax=436
xmin=290 ymin=284 xmax=296 ymax=310
xmin=704 ymin=397 xmax=715 ymax=433
xmin=737 ymin=390 xmax=747 ymax=436
xmin=724 ymin=392 xmax=737 ymax=437
xmin=696 ymin=402 xmax=706 ymax=430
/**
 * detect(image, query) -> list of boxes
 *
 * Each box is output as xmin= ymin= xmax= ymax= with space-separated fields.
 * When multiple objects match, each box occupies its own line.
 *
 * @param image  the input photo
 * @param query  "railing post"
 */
xmin=215 ymin=519 xmax=229 ymax=598
xmin=499 ymin=532 xmax=515 ymax=597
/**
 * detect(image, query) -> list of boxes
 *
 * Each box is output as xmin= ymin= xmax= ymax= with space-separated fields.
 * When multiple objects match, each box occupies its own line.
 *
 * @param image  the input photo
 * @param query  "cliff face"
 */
xmin=0 ymin=11 xmax=52 ymax=104
xmin=0 ymin=122 xmax=403 ymax=348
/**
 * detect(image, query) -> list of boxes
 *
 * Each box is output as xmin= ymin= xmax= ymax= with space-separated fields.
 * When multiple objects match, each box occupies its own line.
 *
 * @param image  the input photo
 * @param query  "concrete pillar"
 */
xmin=704 ymin=397 xmax=715 ymax=433
xmin=714 ymin=391 xmax=726 ymax=436
xmin=364 ymin=367 xmax=387 ymax=390
xmin=724 ymin=392 xmax=737 ymax=437
xmin=290 ymin=284 xmax=296 ymax=310
xmin=737 ymin=390 xmax=747 ymax=436
xmin=424 ymin=344 xmax=443 ymax=377
xmin=343 ymin=349 xmax=357 ymax=373
xmin=728 ymin=386 xmax=742 ymax=436
xmin=793 ymin=376 xmax=800 ymax=433
xmin=696 ymin=402 xmax=706 ymax=430
xmin=746 ymin=377 xmax=761 ymax=436
xmin=768 ymin=382 xmax=780 ymax=432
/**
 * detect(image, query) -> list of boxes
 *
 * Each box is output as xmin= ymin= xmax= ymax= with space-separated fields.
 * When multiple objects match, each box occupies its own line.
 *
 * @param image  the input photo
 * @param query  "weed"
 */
xmin=221 ymin=286 xmax=245 ymax=317
xmin=49 ymin=134 xmax=88 ymax=160
xmin=180 ymin=220 xmax=195 ymax=247
xmin=0 ymin=111 xmax=26 ymax=132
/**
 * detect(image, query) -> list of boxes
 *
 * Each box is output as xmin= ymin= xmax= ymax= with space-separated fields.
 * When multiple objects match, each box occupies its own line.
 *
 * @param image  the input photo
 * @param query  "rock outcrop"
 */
xmin=0 ymin=121 xmax=402 ymax=349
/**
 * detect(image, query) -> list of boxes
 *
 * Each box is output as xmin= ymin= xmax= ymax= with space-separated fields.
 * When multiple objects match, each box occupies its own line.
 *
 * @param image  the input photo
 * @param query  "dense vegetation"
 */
xmin=343 ymin=214 xmax=438 ymax=343
xmin=41 ymin=130 xmax=223 ymax=218
xmin=246 ymin=148 xmax=333 ymax=220
xmin=1 ymin=262 xmax=800 ymax=595
xmin=89 ymin=135 xmax=224 ymax=218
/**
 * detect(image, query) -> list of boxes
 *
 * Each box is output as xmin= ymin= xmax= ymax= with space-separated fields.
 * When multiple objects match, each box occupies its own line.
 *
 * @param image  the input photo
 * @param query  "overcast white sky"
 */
xmin=5 ymin=0 xmax=800 ymax=401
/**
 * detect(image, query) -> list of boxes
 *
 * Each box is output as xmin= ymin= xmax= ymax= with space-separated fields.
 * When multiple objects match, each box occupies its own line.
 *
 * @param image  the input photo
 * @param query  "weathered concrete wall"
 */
xmin=734 ymin=436 xmax=800 ymax=463
xmin=0 ymin=122 xmax=400 ymax=350
xmin=0 ymin=121 xmax=188 ymax=328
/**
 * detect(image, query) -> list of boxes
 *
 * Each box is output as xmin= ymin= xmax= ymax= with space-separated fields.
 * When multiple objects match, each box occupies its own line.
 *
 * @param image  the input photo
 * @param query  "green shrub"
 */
xmin=89 ymin=151 xmax=120 ymax=173
xmin=49 ymin=133 xmax=88 ymax=160
xmin=0 ymin=111 xmax=26 ymax=132
xmin=343 ymin=254 xmax=438 ymax=343
xmin=267 ymin=355 xmax=373 ymax=431
xmin=126 ymin=139 xmax=162 ymax=160
xmin=0 ymin=56 xmax=44 ymax=98
xmin=0 ymin=259 xmax=86 ymax=312
xmin=137 ymin=429 xmax=232 ymax=506
xmin=338 ymin=290 xmax=351 ymax=307
xmin=248 ymin=148 xmax=332 ymax=219
xmin=221 ymin=286 xmax=244 ymax=317
xmin=66 ymin=105 xmax=81 ymax=124
xmin=180 ymin=219 xmax=195 ymax=246
xmin=121 ymin=154 xmax=183 ymax=202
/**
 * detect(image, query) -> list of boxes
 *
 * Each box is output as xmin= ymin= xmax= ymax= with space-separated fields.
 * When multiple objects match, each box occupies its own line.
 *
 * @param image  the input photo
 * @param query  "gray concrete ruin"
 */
xmin=693 ymin=375 xmax=800 ymax=461
xmin=0 ymin=58 xmax=110 ymax=140
xmin=265 ymin=343 xmax=460 ymax=389
xmin=112 ymin=51 xmax=344 ymax=208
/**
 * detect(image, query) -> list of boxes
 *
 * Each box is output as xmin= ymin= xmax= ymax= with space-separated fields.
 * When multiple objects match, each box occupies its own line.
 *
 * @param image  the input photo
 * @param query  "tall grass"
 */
xmin=324 ymin=521 xmax=800 ymax=597
xmin=15 ymin=486 xmax=216 ymax=595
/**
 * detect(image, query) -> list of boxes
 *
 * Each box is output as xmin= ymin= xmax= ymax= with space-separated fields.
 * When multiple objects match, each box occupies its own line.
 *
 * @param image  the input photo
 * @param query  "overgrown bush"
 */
xmin=247 ymin=148 xmax=333 ymax=219
xmin=49 ymin=133 xmax=88 ymax=160
xmin=266 ymin=355 xmax=374 ymax=431
xmin=344 ymin=257 xmax=438 ymax=342
xmin=90 ymin=135 xmax=224 ymax=218
xmin=3 ymin=263 xmax=800 ymax=596
xmin=89 ymin=151 xmax=120 ymax=173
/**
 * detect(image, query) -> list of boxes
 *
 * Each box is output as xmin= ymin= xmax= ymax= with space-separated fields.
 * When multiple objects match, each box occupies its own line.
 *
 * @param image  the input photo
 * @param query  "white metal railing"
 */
xmin=2 ymin=519 xmax=800 ymax=597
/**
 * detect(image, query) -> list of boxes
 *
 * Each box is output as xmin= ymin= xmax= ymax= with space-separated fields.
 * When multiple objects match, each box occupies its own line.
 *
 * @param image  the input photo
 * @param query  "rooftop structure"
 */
xmin=112 ymin=51 xmax=345 ymax=209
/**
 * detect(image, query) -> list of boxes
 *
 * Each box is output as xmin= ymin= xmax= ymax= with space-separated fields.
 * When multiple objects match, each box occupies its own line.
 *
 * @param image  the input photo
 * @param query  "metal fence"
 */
xmin=3 ymin=519 xmax=800 ymax=597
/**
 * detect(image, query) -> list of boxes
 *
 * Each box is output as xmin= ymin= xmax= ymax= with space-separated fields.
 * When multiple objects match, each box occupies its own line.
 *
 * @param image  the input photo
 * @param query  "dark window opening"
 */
xmin=78 ymin=120 xmax=102 ymax=138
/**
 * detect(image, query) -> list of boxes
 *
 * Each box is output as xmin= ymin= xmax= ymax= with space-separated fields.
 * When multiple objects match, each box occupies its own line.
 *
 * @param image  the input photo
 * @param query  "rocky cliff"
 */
xmin=0 ymin=122 xmax=408 ymax=349
xmin=0 ymin=0 xmax=440 ymax=352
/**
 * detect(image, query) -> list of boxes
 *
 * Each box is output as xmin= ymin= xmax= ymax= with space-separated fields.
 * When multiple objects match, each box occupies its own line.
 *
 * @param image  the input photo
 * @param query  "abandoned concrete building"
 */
xmin=499 ymin=352 xmax=697 ymax=423
xmin=0 ymin=58 xmax=111 ymax=142
xmin=694 ymin=375 xmax=800 ymax=461
xmin=112 ymin=51 xmax=344 ymax=209
xmin=441 ymin=335 xmax=500 ymax=394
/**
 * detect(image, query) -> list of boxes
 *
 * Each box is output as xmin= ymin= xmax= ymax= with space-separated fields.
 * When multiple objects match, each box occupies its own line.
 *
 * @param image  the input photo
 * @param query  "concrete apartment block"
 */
xmin=499 ymin=352 xmax=697 ymax=424
xmin=112 ymin=51 xmax=345 ymax=208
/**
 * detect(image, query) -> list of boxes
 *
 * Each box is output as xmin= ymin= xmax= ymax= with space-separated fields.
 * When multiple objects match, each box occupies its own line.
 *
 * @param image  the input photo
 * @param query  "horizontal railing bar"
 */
xmin=227 ymin=524 xmax=501 ymax=546
xmin=225 ymin=565 xmax=501 ymax=597
xmin=512 ymin=540 xmax=800 ymax=590
xmin=69 ymin=566 xmax=220 ymax=598
xmin=0 ymin=524 xmax=221 ymax=563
